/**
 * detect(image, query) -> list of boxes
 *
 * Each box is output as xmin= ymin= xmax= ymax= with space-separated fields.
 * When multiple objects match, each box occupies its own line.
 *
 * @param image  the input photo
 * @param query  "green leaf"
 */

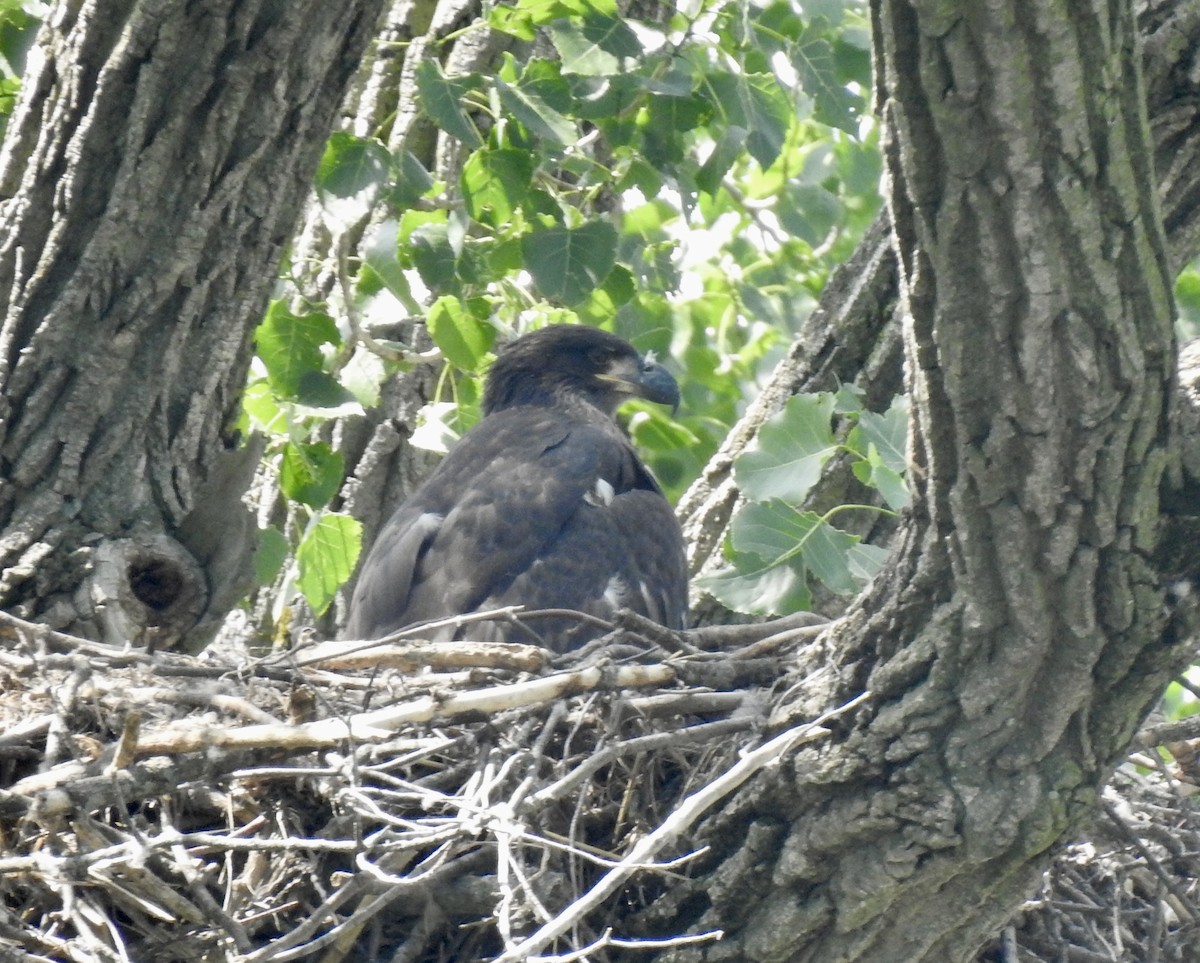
xmin=408 ymin=222 xmax=460 ymax=294
xmin=548 ymin=12 xmax=642 ymax=76
xmin=242 ymin=381 xmax=287 ymax=435
xmin=362 ymin=221 xmax=416 ymax=307
xmin=496 ymin=76 xmax=576 ymax=147
xmin=427 ymin=296 xmax=496 ymax=371
xmin=792 ymin=22 xmax=861 ymax=132
xmin=294 ymin=370 xmax=357 ymax=409
xmin=487 ymin=3 xmax=539 ymax=41
xmin=790 ymin=515 xmax=862 ymax=595
xmin=776 ymin=183 xmax=842 ymax=247
xmin=521 ymin=221 xmax=618 ymax=304
xmin=461 ymin=147 xmax=533 ymax=227
xmin=316 ymin=133 xmax=389 ymax=200
xmin=256 ymin=302 xmax=341 ymax=400
xmin=575 ymin=264 xmax=636 ymax=325
xmin=297 ymin=513 xmax=363 ymax=617
xmin=0 ymin=3 xmax=40 ymax=80
xmin=852 ymin=447 xmax=910 ymax=511
xmin=803 ymin=0 xmax=846 ymax=24
xmin=732 ymin=501 xmax=866 ymax=596
xmin=847 ymin=540 xmax=891 ymax=582
xmin=696 ymin=127 xmax=747 ymax=195
xmin=488 ymin=0 xmax=582 ymax=40
xmin=695 ymin=554 xmax=811 ymax=616
xmin=641 ymin=94 xmax=708 ymax=167
xmin=856 ymin=396 xmax=909 ymax=474
xmin=390 ymin=149 xmax=435 ymax=207
xmin=706 ymin=72 xmax=792 ymax=168
xmin=734 ymin=392 xmax=838 ymax=502
xmin=847 ymin=395 xmax=910 ymax=509
xmin=832 ymin=382 xmax=865 ymax=413
xmin=1175 ymin=263 xmax=1200 ymax=332
xmin=280 ymin=441 xmax=345 ymax=509
xmin=255 ymin=526 xmax=289 ymax=588
xmin=415 ymin=59 xmax=482 ymax=147
xmin=340 ymin=345 xmax=387 ymax=408
xmin=567 ymin=73 xmax=643 ymax=121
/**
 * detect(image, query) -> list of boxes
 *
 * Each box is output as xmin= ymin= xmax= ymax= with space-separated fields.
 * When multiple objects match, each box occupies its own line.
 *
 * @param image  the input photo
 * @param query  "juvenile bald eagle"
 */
xmin=344 ymin=325 xmax=688 ymax=650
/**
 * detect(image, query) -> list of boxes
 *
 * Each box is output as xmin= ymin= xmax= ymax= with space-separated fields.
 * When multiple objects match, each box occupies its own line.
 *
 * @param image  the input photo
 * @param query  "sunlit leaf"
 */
xmin=496 ymin=76 xmax=576 ymax=147
xmin=410 ymin=401 xmax=462 ymax=454
xmin=242 ymin=381 xmax=287 ymax=435
xmin=548 ymin=12 xmax=642 ymax=76
xmin=427 ymin=296 xmax=496 ymax=371
xmin=461 ymin=148 xmax=533 ymax=227
xmin=297 ymin=513 xmax=362 ymax=617
xmin=255 ymin=526 xmax=289 ymax=588
xmin=256 ymin=302 xmax=340 ymax=401
xmin=315 ymin=133 xmax=388 ymax=196
xmin=280 ymin=441 xmax=344 ymax=509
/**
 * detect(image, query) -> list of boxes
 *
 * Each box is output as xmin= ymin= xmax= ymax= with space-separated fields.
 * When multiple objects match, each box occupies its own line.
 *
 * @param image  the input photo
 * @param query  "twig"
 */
xmin=684 ymin=611 xmax=832 ymax=652
xmin=529 ymin=926 xmax=724 ymax=961
xmin=291 ymin=636 xmax=546 ymax=672
xmin=491 ymin=691 xmax=870 ymax=962
xmin=529 ymin=718 xmax=755 ymax=806
xmin=1102 ymin=801 xmax=1200 ymax=922
xmin=126 ymin=663 xmax=677 ymax=759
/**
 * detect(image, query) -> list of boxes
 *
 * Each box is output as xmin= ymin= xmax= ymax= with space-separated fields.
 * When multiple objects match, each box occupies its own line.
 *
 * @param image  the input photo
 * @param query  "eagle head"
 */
xmin=482 ymin=325 xmax=680 ymax=417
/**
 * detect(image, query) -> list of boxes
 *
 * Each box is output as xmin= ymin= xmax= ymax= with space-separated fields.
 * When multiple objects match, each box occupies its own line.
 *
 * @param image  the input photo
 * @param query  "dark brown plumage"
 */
xmin=344 ymin=325 xmax=688 ymax=650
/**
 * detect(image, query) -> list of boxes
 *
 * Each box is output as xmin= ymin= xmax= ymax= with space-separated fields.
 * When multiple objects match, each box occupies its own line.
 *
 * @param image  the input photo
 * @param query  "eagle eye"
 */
xmin=587 ymin=346 xmax=616 ymax=368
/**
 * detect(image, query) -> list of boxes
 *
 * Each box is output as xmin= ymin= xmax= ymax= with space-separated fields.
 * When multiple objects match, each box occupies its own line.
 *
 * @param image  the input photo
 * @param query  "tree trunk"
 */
xmin=680 ymin=0 xmax=1200 ymax=589
xmin=1 ymin=1 xmax=1198 ymax=960
xmin=640 ymin=3 xmax=1184 ymax=960
xmin=0 ymin=0 xmax=388 ymax=649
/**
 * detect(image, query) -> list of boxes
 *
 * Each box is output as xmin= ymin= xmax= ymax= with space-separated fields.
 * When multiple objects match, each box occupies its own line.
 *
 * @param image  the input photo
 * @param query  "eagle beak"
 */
xmin=598 ymin=352 xmax=681 ymax=414
xmin=633 ymin=355 xmax=681 ymax=413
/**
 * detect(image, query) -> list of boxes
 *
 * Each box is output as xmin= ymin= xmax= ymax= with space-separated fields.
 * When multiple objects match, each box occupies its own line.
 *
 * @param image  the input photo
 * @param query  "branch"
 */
xmin=490 ymin=691 xmax=870 ymax=962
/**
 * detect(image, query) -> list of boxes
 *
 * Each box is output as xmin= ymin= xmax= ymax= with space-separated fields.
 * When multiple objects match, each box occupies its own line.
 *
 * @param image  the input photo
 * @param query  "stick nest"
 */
xmin=1 ymin=611 xmax=1198 ymax=963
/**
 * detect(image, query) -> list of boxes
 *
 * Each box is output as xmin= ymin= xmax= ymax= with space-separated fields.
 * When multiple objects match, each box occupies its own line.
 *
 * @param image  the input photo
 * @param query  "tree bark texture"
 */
xmin=678 ymin=0 xmax=1200 ymax=588
xmin=0 ymin=0 xmax=389 ymax=648
xmin=644 ymin=4 xmax=1183 ymax=961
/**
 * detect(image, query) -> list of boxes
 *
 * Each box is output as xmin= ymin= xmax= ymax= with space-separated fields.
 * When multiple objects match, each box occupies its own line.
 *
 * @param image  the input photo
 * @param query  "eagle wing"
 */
xmin=344 ymin=406 xmax=686 ymax=648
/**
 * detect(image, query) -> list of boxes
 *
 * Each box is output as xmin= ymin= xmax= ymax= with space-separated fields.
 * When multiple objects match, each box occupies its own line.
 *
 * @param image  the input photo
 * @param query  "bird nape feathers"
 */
xmin=343 ymin=324 xmax=689 ymax=651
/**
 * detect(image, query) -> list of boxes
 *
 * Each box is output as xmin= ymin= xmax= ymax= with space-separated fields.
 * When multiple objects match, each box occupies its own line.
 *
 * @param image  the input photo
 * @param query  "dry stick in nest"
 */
xmin=1102 ymin=801 xmax=1200 ymax=925
xmin=490 ymin=689 xmax=873 ymax=963
xmin=6 ymin=661 xmax=680 ymax=800
xmin=1 ymin=603 xmax=847 ymax=961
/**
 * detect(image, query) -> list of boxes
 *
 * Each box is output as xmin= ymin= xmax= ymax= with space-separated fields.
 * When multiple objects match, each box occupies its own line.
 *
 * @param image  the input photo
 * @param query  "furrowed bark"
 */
xmin=0 ymin=0 xmax=389 ymax=648
xmin=648 ymin=3 xmax=1182 ymax=960
xmin=679 ymin=0 xmax=1200 ymax=586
